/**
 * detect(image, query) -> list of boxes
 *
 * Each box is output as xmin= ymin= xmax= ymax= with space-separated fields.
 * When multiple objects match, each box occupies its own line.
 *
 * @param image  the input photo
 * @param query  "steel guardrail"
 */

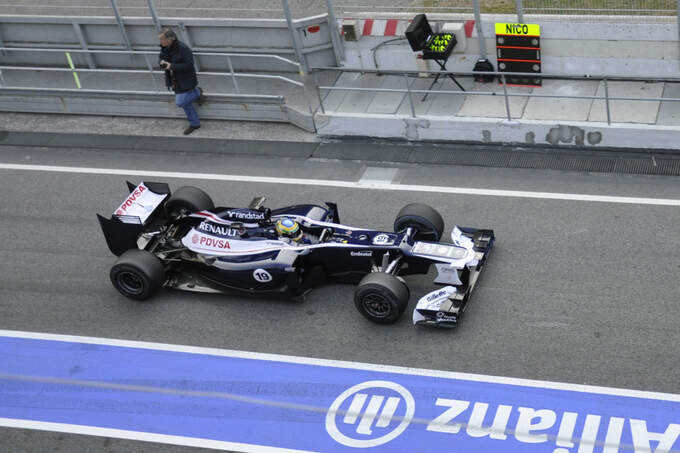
xmin=312 ymin=66 xmax=680 ymax=125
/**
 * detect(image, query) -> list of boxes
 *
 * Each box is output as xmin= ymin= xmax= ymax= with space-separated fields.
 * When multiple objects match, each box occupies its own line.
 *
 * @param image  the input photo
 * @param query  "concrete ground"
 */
xmin=0 ymin=112 xmax=318 ymax=142
xmin=318 ymin=72 xmax=680 ymax=126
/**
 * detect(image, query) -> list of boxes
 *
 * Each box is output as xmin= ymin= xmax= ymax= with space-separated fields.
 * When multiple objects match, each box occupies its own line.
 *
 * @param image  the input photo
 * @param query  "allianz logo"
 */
xmin=326 ymin=380 xmax=680 ymax=450
xmin=325 ymin=380 xmax=414 ymax=448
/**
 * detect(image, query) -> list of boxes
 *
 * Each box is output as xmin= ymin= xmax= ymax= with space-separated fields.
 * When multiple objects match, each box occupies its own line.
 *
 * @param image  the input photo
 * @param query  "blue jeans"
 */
xmin=175 ymin=88 xmax=200 ymax=126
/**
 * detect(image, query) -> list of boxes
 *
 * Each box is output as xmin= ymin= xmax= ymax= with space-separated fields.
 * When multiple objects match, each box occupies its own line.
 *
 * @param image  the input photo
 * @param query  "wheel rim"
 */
xmin=116 ymin=271 xmax=144 ymax=295
xmin=362 ymin=293 xmax=392 ymax=319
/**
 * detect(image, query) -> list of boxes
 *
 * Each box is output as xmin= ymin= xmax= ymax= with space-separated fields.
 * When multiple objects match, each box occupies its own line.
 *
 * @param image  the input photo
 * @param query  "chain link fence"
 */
xmin=1 ymin=0 xmax=676 ymax=22
xmin=518 ymin=0 xmax=676 ymax=22
xmin=342 ymin=0 xmax=679 ymax=23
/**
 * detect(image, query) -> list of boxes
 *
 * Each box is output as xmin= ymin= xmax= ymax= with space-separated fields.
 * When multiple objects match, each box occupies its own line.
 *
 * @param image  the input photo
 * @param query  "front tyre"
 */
xmin=354 ymin=273 xmax=410 ymax=324
xmin=393 ymin=203 xmax=444 ymax=242
xmin=110 ymin=249 xmax=164 ymax=300
xmin=164 ymin=186 xmax=214 ymax=219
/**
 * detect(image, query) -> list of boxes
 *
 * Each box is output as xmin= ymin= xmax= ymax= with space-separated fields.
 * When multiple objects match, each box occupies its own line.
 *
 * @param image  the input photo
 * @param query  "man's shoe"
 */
xmin=196 ymin=87 xmax=205 ymax=106
xmin=183 ymin=124 xmax=201 ymax=135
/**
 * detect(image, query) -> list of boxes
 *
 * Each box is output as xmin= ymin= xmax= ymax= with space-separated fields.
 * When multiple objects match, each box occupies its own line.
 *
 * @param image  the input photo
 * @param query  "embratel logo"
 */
xmin=326 ymin=380 xmax=415 ymax=448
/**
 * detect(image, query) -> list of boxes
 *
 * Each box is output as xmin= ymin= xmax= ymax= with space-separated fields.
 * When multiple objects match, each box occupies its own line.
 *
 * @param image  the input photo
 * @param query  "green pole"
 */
xmin=65 ymin=52 xmax=82 ymax=89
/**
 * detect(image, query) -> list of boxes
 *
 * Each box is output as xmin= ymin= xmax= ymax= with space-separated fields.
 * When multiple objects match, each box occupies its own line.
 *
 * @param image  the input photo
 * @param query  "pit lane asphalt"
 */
xmin=1 ymin=141 xmax=680 ymax=452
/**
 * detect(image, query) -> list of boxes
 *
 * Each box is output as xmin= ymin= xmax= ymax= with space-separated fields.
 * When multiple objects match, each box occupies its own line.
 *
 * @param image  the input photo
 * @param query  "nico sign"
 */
xmin=495 ymin=23 xmax=541 ymax=87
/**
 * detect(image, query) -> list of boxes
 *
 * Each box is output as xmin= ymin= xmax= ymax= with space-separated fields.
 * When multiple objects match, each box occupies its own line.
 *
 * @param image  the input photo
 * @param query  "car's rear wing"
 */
xmin=97 ymin=181 xmax=170 ymax=256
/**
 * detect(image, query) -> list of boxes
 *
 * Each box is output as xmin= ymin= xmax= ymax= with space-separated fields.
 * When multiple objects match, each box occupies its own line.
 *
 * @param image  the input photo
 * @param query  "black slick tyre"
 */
xmin=354 ymin=273 xmax=410 ymax=324
xmin=164 ymin=186 xmax=214 ymax=219
xmin=110 ymin=249 xmax=164 ymax=300
xmin=394 ymin=203 xmax=444 ymax=242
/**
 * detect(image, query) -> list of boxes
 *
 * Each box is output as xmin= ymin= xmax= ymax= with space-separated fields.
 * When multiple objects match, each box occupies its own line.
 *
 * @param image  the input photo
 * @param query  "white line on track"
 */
xmin=1 ymin=162 xmax=679 ymax=206
xmin=1 ymin=329 xmax=679 ymax=402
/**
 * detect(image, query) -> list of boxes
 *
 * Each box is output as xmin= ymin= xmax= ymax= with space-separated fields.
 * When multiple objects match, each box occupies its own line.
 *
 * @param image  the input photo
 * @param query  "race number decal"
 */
xmin=372 ymin=233 xmax=395 ymax=245
xmin=253 ymin=269 xmax=273 ymax=283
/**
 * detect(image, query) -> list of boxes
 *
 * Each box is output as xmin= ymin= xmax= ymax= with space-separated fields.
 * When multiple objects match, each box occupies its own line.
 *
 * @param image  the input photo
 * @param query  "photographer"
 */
xmin=158 ymin=28 xmax=204 ymax=135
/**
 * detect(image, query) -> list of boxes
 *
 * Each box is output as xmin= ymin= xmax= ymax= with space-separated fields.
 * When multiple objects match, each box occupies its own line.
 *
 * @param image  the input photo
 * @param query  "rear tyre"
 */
xmin=393 ymin=203 xmax=444 ymax=242
xmin=110 ymin=249 xmax=164 ymax=300
xmin=164 ymin=186 xmax=214 ymax=219
xmin=354 ymin=273 xmax=410 ymax=324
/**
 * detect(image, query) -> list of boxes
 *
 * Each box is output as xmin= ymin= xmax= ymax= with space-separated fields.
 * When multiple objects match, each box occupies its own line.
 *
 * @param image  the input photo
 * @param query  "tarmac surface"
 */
xmin=1 ymin=135 xmax=680 ymax=451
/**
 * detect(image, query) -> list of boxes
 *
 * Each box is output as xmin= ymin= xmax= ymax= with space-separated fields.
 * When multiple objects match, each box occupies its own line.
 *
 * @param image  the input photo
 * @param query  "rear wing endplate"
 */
xmin=97 ymin=181 xmax=170 ymax=256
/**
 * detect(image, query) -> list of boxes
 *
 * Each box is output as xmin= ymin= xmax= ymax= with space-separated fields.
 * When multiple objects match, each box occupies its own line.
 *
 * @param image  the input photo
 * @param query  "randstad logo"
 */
xmin=325 ymin=380 xmax=415 ymax=448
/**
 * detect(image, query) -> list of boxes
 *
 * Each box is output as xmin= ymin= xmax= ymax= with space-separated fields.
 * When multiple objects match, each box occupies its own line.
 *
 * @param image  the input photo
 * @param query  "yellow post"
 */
xmin=65 ymin=52 xmax=82 ymax=89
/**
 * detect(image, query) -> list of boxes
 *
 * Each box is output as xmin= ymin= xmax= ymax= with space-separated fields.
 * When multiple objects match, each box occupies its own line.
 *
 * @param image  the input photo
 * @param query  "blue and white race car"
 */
xmin=97 ymin=182 xmax=495 ymax=327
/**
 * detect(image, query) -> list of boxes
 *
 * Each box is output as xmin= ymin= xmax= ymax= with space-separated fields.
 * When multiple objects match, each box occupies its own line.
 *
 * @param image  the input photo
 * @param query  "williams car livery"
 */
xmin=98 ymin=182 xmax=495 ymax=327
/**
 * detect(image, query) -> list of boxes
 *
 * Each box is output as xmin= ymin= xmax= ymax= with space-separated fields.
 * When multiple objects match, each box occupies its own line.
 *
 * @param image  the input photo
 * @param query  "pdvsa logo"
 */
xmin=326 ymin=380 xmax=415 ymax=448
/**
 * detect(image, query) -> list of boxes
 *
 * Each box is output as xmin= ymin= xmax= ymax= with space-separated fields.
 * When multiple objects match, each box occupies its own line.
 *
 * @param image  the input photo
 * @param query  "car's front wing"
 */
xmin=412 ymin=227 xmax=494 ymax=328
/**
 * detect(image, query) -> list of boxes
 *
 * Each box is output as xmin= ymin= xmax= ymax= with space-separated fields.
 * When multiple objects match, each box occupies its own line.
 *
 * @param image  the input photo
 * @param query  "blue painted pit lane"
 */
xmin=1 ymin=331 xmax=679 ymax=453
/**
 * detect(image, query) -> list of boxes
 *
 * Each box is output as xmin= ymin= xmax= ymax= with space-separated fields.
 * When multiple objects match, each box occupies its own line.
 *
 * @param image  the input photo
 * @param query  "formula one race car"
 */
xmin=97 ymin=182 xmax=495 ymax=327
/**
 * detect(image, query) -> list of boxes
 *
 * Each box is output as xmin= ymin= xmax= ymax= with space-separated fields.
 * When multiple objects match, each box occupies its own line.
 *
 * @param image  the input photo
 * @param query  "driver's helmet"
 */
xmin=275 ymin=218 xmax=303 ymax=242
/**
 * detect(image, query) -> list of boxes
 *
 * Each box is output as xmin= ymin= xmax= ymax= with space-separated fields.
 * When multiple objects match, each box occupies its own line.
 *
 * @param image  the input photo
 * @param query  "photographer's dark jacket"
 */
xmin=158 ymin=39 xmax=198 ymax=93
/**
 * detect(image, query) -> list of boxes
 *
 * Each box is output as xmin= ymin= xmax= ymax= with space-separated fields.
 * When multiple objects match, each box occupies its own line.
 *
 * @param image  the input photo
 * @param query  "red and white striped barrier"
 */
xmin=361 ymin=19 xmax=407 ymax=36
xmin=340 ymin=18 xmax=477 ymax=38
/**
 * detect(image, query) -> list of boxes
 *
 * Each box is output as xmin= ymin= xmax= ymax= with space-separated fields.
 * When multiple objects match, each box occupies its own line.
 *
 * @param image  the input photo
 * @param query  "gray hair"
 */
xmin=159 ymin=28 xmax=177 ymax=40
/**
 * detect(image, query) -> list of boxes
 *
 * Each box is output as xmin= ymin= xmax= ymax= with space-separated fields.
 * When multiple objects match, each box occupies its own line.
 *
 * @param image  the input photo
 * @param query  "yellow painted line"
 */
xmin=64 ymin=52 xmax=82 ymax=89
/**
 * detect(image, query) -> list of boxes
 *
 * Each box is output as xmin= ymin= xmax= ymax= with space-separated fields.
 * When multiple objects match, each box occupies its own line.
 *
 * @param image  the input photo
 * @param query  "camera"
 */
xmin=160 ymin=61 xmax=170 ymax=70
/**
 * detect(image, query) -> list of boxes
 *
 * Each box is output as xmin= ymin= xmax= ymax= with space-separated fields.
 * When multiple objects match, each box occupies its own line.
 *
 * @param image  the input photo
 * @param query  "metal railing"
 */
xmin=0 ymin=47 xmax=304 ymax=94
xmin=0 ymin=0 xmax=326 ymax=20
xmin=313 ymin=67 xmax=680 ymax=126
xmin=335 ymin=0 xmax=679 ymax=23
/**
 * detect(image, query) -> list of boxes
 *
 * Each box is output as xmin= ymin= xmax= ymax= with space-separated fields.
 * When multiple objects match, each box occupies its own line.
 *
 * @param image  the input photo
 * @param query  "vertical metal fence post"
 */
xmin=282 ymin=0 xmax=309 ymax=75
xmin=147 ymin=0 xmax=161 ymax=32
xmin=316 ymin=86 xmax=325 ymax=113
xmin=142 ymin=54 xmax=161 ymax=92
xmin=0 ymin=26 xmax=6 ymax=56
xmin=603 ymin=78 xmax=611 ymax=125
xmin=179 ymin=23 xmax=200 ymax=72
xmin=516 ymin=0 xmax=524 ymax=23
xmin=501 ymin=73 xmax=512 ymax=120
xmin=110 ymin=0 xmax=134 ymax=59
xmin=404 ymin=74 xmax=416 ymax=117
xmin=226 ymin=56 xmax=240 ymax=93
xmin=677 ymin=0 xmax=680 ymax=70
xmin=146 ymin=0 xmax=161 ymax=92
xmin=325 ymin=0 xmax=344 ymax=63
xmin=302 ymin=73 xmax=316 ymax=115
xmin=357 ymin=41 xmax=365 ymax=74
xmin=72 ymin=23 xmax=96 ymax=69
xmin=472 ymin=0 xmax=487 ymax=59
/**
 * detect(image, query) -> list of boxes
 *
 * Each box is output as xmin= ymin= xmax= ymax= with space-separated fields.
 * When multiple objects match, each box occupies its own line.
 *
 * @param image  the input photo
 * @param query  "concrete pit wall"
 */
xmin=339 ymin=14 xmax=680 ymax=78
